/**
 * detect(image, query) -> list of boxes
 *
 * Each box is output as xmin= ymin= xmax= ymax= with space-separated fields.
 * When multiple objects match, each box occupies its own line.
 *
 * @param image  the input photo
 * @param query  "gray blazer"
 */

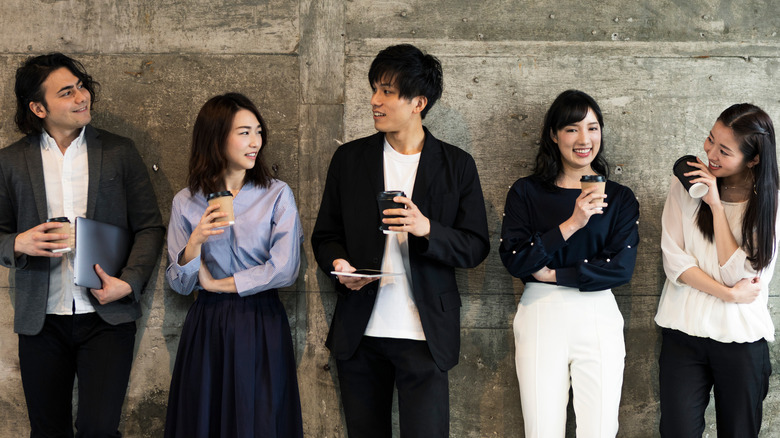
xmin=0 ymin=125 xmax=165 ymax=335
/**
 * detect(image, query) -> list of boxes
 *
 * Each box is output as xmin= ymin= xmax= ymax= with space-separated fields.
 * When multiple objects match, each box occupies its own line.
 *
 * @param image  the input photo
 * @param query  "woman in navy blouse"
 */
xmin=164 ymin=93 xmax=304 ymax=438
xmin=500 ymin=90 xmax=639 ymax=437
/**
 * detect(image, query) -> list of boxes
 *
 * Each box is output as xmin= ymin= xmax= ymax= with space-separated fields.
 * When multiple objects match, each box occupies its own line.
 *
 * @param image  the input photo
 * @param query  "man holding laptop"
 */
xmin=311 ymin=44 xmax=489 ymax=437
xmin=0 ymin=53 xmax=164 ymax=437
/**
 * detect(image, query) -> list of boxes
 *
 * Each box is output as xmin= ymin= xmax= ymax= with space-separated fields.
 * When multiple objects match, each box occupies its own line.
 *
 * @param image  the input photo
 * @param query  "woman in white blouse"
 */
xmin=655 ymin=103 xmax=778 ymax=437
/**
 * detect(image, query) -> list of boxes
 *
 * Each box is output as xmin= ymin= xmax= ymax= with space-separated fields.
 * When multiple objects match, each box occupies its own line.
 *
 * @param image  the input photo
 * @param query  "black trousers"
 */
xmin=18 ymin=313 xmax=137 ymax=438
xmin=659 ymin=328 xmax=771 ymax=438
xmin=336 ymin=336 xmax=449 ymax=438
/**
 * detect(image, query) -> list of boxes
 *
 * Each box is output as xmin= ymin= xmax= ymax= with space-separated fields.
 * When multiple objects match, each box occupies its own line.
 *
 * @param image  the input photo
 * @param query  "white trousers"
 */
xmin=513 ymin=283 xmax=625 ymax=438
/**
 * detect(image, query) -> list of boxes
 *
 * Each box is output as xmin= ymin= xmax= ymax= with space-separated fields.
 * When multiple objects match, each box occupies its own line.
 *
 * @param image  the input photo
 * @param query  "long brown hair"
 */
xmin=186 ymin=93 xmax=271 ymax=195
xmin=695 ymin=104 xmax=778 ymax=270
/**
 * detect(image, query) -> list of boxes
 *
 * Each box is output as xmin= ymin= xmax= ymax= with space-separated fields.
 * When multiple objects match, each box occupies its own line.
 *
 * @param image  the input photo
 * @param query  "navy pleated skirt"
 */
xmin=164 ymin=290 xmax=303 ymax=438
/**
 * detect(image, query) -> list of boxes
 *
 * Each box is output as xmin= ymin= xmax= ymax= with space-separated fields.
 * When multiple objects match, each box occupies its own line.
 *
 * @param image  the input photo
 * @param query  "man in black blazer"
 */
xmin=0 ymin=53 xmax=164 ymax=437
xmin=312 ymin=44 xmax=489 ymax=437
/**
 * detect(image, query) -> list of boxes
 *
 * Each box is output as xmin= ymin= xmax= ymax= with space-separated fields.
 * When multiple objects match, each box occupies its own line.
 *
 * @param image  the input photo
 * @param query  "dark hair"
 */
xmin=14 ymin=53 xmax=99 ymax=135
xmin=695 ymin=103 xmax=778 ymax=270
xmin=532 ymin=90 xmax=609 ymax=190
xmin=187 ymin=93 xmax=272 ymax=195
xmin=368 ymin=44 xmax=443 ymax=119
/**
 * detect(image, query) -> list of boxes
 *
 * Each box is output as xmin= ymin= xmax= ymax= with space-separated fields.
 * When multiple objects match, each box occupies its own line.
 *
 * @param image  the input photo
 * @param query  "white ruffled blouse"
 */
xmin=655 ymin=178 xmax=778 ymax=343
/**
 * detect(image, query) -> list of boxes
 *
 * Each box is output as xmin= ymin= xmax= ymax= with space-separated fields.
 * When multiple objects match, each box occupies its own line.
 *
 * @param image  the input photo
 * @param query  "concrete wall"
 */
xmin=1 ymin=1 xmax=779 ymax=436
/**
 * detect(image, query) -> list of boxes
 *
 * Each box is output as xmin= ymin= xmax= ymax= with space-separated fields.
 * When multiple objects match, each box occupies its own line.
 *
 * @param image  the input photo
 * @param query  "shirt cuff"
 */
xmin=670 ymin=263 xmax=698 ymax=287
xmin=175 ymin=248 xmax=200 ymax=277
xmin=233 ymin=270 xmax=251 ymax=296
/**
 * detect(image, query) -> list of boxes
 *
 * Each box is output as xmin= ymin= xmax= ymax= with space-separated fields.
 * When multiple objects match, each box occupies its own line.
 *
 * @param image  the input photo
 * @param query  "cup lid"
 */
xmin=674 ymin=155 xmax=699 ymax=167
xmin=46 ymin=217 xmax=70 ymax=223
xmin=377 ymin=190 xmax=405 ymax=200
xmin=580 ymin=175 xmax=606 ymax=182
xmin=207 ymin=191 xmax=233 ymax=200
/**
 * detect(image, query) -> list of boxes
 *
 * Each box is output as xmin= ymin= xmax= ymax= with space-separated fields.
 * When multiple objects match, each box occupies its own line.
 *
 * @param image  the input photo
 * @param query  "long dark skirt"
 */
xmin=164 ymin=290 xmax=303 ymax=438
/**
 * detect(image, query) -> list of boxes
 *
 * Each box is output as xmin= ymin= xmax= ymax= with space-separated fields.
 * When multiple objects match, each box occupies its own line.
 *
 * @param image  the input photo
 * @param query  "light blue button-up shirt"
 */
xmin=166 ymin=180 xmax=303 ymax=297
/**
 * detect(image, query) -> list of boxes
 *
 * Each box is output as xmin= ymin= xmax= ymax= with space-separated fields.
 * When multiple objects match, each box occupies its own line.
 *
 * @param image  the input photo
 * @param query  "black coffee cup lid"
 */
xmin=674 ymin=155 xmax=699 ymax=167
xmin=207 ymin=191 xmax=233 ymax=200
xmin=377 ymin=190 xmax=405 ymax=200
xmin=580 ymin=175 xmax=606 ymax=182
xmin=46 ymin=217 xmax=70 ymax=223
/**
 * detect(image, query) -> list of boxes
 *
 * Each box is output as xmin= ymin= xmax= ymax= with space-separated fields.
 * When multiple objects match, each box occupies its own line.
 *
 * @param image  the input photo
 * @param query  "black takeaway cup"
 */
xmin=377 ymin=190 xmax=405 ymax=233
xmin=673 ymin=155 xmax=709 ymax=198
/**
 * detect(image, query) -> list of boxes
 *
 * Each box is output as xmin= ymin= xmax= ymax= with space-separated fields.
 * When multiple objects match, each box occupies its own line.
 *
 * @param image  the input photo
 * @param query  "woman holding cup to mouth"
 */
xmin=500 ymin=90 xmax=639 ymax=437
xmin=164 ymin=93 xmax=304 ymax=437
xmin=655 ymin=104 xmax=779 ymax=437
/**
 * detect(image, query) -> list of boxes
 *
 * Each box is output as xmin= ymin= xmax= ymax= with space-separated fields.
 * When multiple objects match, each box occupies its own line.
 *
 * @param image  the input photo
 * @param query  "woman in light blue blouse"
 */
xmin=164 ymin=93 xmax=304 ymax=438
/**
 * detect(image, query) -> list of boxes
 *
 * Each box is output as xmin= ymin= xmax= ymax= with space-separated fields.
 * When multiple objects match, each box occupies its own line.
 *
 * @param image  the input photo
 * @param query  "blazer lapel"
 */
xmin=411 ymin=127 xmax=442 ymax=211
xmin=363 ymin=132 xmax=385 ymax=198
xmin=23 ymin=135 xmax=49 ymax=223
xmin=84 ymin=125 xmax=102 ymax=219
xmin=361 ymin=133 xmax=387 ymax=257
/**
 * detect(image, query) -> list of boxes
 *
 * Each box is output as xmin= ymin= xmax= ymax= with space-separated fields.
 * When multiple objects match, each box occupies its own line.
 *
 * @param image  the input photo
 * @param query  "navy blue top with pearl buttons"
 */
xmin=500 ymin=175 xmax=639 ymax=292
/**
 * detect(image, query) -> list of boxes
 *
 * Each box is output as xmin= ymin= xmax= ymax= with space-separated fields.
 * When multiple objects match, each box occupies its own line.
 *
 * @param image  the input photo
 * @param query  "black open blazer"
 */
xmin=311 ymin=128 xmax=489 ymax=371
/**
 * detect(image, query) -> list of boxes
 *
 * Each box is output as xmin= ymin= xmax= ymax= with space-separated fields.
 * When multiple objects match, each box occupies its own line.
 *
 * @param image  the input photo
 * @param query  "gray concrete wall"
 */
xmin=1 ymin=1 xmax=778 ymax=436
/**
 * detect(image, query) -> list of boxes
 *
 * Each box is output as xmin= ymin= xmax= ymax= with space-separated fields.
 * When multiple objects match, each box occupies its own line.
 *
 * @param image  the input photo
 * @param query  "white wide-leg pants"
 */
xmin=513 ymin=283 xmax=625 ymax=438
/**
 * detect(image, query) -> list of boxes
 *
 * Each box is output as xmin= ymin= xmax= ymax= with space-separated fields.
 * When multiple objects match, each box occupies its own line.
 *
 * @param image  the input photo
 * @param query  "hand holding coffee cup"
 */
xmin=45 ymin=217 xmax=72 ymax=253
xmin=580 ymin=175 xmax=607 ymax=207
xmin=207 ymin=191 xmax=235 ymax=227
xmin=377 ymin=190 xmax=405 ymax=233
xmin=673 ymin=155 xmax=709 ymax=198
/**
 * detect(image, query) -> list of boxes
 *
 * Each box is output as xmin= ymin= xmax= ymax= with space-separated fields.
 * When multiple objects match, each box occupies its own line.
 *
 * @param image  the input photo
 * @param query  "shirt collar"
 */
xmin=40 ymin=127 xmax=87 ymax=151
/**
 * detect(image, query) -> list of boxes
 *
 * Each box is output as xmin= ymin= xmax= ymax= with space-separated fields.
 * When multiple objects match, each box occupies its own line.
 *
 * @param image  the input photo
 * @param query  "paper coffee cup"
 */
xmin=46 ymin=217 xmax=72 ymax=253
xmin=580 ymin=175 xmax=606 ymax=204
xmin=377 ymin=190 xmax=405 ymax=233
xmin=673 ymin=155 xmax=709 ymax=198
xmin=207 ymin=191 xmax=235 ymax=227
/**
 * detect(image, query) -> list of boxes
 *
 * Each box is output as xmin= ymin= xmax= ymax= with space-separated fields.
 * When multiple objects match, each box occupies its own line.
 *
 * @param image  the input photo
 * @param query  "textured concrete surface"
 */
xmin=1 ymin=0 xmax=780 ymax=436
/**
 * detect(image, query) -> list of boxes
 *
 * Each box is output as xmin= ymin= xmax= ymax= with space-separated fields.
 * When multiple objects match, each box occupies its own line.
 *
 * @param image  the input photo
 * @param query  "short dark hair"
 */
xmin=368 ymin=44 xmax=443 ymax=119
xmin=14 ymin=53 xmax=99 ymax=135
xmin=533 ymin=90 xmax=609 ymax=190
xmin=695 ymin=103 xmax=778 ymax=270
xmin=187 ymin=93 xmax=272 ymax=195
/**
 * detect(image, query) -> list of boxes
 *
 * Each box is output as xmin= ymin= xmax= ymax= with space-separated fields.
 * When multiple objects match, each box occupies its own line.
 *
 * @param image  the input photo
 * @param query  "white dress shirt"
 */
xmin=655 ymin=178 xmax=778 ymax=343
xmin=40 ymin=128 xmax=94 ymax=315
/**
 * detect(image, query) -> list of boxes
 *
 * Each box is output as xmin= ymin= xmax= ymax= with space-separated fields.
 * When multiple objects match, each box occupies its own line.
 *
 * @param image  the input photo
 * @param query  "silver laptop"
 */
xmin=73 ymin=217 xmax=132 ymax=290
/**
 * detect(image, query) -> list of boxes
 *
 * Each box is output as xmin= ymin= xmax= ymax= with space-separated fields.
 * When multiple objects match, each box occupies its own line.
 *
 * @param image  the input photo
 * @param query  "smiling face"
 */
xmin=704 ymin=120 xmax=756 ymax=183
xmin=370 ymin=77 xmax=425 ymax=135
xmin=552 ymin=108 xmax=602 ymax=175
xmin=225 ymin=109 xmax=262 ymax=173
xmin=29 ymin=67 xmax=91 ymax=142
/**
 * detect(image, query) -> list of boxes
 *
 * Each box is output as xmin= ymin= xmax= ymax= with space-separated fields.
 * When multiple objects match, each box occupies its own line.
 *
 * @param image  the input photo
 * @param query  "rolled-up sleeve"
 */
xmin=233 ymin=186 xmax=303 ymax=296
xmin=165 ymin=194 xmax=200 ymax=296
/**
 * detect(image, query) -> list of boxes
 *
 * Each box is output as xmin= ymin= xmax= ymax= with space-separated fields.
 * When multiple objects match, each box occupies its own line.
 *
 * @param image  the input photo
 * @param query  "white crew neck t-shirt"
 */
xmin=364 ymin=137 xmax=426 ymax=340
